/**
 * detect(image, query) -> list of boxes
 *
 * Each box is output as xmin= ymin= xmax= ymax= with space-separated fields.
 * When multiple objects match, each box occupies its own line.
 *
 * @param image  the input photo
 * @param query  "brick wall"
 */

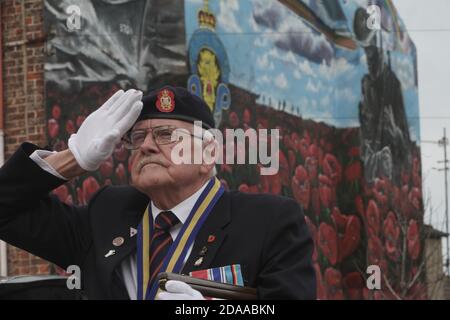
xmin=1 ymin=0 xmax=52 ymax=276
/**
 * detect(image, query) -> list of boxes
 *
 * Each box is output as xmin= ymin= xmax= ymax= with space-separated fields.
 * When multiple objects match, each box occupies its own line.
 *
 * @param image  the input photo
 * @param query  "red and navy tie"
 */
xmin=149 ymin=211 xmax=180 ymax=286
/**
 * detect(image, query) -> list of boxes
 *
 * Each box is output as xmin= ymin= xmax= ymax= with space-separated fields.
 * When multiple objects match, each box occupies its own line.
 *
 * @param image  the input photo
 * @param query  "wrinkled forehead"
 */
xmin=133 ymin=118 xmax=194 ymax=131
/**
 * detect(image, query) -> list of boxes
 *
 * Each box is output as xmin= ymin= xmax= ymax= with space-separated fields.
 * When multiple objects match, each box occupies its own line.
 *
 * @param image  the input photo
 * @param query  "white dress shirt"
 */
xmin=29 ymin=150 xmax=208 ymax=300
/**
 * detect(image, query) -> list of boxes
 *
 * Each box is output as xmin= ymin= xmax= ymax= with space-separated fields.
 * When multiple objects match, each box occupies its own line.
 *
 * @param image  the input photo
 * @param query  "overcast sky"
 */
xmin=393 ymin=0 xmax=450 ymax=235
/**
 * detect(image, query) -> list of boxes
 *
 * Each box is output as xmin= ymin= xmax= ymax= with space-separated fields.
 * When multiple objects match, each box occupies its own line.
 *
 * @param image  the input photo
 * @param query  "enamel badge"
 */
xmin=156 ymin=89 xmax=175 ymax=113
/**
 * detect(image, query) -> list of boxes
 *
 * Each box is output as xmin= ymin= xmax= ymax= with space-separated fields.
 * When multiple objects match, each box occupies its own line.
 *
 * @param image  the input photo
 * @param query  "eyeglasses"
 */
xmin=122 ymin=125 xmax=203 ymax=150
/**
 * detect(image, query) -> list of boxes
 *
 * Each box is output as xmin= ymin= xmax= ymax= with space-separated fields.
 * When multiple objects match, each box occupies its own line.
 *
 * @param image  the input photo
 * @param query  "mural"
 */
xmin=44 ymin=0 xmax=424 ymax=299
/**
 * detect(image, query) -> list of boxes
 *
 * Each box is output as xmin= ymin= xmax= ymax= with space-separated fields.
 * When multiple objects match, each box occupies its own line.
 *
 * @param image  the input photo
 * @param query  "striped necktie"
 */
xmin=149 ymin=210 xmax=180 ymax=286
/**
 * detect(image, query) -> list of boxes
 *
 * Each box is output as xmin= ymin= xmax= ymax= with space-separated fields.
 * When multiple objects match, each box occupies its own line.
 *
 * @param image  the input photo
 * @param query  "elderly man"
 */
xmin=0 ymin=86 xmax=315 ymax=300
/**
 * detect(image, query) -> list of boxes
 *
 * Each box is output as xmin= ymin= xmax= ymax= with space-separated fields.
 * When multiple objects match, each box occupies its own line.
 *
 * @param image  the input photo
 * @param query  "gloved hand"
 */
xmin=68 ymin=89 xmax=143 ymax=171
xmin=156 ymin=280 xmax=205 ymax=300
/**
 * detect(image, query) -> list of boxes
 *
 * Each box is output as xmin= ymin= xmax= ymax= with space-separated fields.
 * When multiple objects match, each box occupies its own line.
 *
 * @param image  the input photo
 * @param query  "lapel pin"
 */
xmin=194 ymin=256 xmax=204 ymax=267
xmin=199 ymin=246 xmax=208 ymax=256
xmin=207 ymin=235 xmax=216 ymax=243
xmin=130 ymin=227 xmax=137 ymax=238
xmin=105 ymin=249 xmax=116 ymax=258
xmin=113 ymin=236 xmax=125 ymax=247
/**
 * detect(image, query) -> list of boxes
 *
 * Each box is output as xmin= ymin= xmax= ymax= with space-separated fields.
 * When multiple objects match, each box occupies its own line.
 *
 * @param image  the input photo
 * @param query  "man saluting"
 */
xmin=0 ymin=86 xmax=316 ymax=300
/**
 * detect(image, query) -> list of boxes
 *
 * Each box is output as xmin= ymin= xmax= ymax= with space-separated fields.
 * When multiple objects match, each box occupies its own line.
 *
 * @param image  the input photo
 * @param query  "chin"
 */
xmin=133 ymin=170 xmax=170 ymax=190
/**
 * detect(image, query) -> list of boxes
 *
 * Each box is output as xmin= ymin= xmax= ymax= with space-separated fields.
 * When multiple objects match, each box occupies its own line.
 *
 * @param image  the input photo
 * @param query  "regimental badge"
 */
xmin=156 ymin=89 xmax=175 ymax=113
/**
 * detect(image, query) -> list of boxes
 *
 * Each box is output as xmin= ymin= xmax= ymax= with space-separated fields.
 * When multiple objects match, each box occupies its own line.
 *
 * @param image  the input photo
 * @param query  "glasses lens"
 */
xmin=124 ymin=130 xmax=145 ymax=149
xmin=154 ymin=127 xmax=176 ymax=145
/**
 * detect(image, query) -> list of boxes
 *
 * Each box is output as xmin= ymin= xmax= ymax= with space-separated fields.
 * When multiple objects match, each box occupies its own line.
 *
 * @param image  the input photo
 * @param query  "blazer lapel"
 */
xmin=96 ymin=188 xmax=149 ymax=297
xmin=182 ymin=191 xmax=231 ymax=274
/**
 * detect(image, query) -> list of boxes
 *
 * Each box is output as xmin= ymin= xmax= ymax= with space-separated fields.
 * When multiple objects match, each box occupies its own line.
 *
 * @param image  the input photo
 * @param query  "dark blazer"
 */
xmin=0 ymin=143 xmax=316 ymax=299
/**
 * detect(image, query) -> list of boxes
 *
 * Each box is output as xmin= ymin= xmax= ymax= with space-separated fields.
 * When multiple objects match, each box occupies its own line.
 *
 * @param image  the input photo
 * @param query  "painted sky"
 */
xmin=185 ymin=0 xmax=420 ymax=141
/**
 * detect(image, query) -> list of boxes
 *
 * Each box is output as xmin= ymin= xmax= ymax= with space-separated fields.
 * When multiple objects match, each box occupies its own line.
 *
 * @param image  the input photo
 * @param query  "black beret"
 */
xmin=135 ymin=86 xmax=214 ymax=129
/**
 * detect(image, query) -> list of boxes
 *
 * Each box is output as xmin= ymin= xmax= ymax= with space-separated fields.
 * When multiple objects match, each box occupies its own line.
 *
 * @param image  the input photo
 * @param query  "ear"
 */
xmin=199 ymin=137 xmax=217 ymax=175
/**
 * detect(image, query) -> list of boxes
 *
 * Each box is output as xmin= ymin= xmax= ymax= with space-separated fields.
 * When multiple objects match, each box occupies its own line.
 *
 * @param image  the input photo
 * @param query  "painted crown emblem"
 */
xmin=198 ymin=0 xmax=216 ymax=31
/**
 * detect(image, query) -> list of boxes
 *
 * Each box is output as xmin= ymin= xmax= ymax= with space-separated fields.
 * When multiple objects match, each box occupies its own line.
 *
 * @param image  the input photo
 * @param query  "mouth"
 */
xmin=139 ymin=162 xmax=163 ymax=172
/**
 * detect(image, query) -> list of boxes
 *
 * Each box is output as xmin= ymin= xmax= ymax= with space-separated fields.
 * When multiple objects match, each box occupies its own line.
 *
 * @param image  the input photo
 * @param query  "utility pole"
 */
xmin=437 ymin=129 xmax=449 ymax=274
xmin=424 ymin=128 xmax=449 ymax=274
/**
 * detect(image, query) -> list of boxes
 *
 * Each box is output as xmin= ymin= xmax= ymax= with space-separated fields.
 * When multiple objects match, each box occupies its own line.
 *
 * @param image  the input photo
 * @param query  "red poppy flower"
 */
xmin=366 ymin=200 xmax=381 ymax=237
xmin=407 ymin=220 xmax=420 ymax=260
xmin=303 ymin=130 xmax=311 ymax=145
xmin=298 ymin=138 xmax=310 ymax=159
xmin=65 ymin=120 xmax=76 ymax=135
xmin=331 ymin=207 xmax=347 ymax=229
xmin=76 ymin=115 xmax=86 ymax=128
xmin=283 ymin=135 xmax=293 ymax=150
xmin=220 ymin=179 xmax=229 ymax=191
xmin=383 ymin=211 xmax=400 ymax=261
xmin=238 ymin=184 xmax=249 ymax=193
xmin=114 ymin=144 xmax=129 ymax=163
xmin=53 ymin=184 xmax=69 ymax=203
xmin=82 ymin=176 xmax=100 ymax=203
xmin=292 ymin=165 xmax=311 ymax=210
xmin=278 ymin=151 xmax=290 ymax=187
xmin=115 ymin=163 xmax=127 ymax=185
xmin=343 ymin=272 xmax=364 ymax=300
xmin=305 ymin=156 xmax=318 ymax=181
xmin=243 ymin=108 xmax=251 ymax=125
xmin=323 ymin=153 xmax=342 ymax=186
xmin=319 ymin=174 xmax=332 ymax=208
xmin=324 ymin=268 xmax=344 ymax=300
xmin=305 ymin=216 xmax=317 ymax=262
xmin=367 ymin=236 xmax=383 ymax=266
xmin=308 ymin=143 xmax=322 ymax=163
xmin=99 ymin=156 xmax=114 ymax=178
xmin=76 ymin=187 xmax=85 ymax=206
xmin=314 ymin=264 xmax=327 ymax=299
xmin=339 ymin=215 xmax=361 ymax=261
xmin=290 ymin=132 xmax=301 ymax=145
xmin=52 ymin=104 xmax=61 ymax=120
xmin=268 ymin=174 xmax=282 ymax=195
xmin=401 ymin=184 xmax=413 ymax=218
xmin=65 ymin=195 xmax=73 ymax=205
xmin=345 ymin=161 xmax=362 ymax=182
xmin=47 ymin=119 xmax=59 ymax=139
xmin=288 ymin=150 xmax=296 ymax=173
xmin=257 ymin=118 xmax=268 ymax=130
xmin=373 ymin=178 xmax=388 ymax=210
xmin=318 ymin=223 xmax=338 ymax=265
xmin=348 ymin=146 xmax=360 ymax=158
xmin=228 ymin=111 xmax=239 ymax=128
xmin=408 ymin=187 xmax=422 ymax=211
xmin=311 ymin=187 xmax=321 ymax=217
xmin=355 ymin=195 xmax=365 ymax=219
xmin=248 ymin=185 xmax=259 ymax=193
xmin=221 ymin=163 xmax=233 ymax=174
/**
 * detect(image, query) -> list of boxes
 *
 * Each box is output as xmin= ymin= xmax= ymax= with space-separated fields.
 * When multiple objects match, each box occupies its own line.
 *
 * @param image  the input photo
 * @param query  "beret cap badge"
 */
xmin=155 ymin=89 xmax=175 ymax=113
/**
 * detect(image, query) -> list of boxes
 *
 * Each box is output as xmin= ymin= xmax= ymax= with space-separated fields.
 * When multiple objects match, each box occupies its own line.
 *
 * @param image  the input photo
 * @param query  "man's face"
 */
xmin=129 ymin=118 xmax=212 ymax=192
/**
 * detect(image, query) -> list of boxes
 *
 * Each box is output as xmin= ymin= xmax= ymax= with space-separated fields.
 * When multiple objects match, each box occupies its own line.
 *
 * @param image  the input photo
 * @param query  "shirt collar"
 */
xmin=150 ymin=180 xmax=210 ymax=225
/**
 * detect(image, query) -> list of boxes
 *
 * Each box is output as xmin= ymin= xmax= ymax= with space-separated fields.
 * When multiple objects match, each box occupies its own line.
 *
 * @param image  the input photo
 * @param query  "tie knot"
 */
xmin=154 ymin=211 xmax=179 ymax=232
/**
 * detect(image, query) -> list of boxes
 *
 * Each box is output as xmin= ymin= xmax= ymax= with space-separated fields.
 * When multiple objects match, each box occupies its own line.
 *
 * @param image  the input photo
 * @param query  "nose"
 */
xmin=139 ymin=131 xmax=159 ymax=155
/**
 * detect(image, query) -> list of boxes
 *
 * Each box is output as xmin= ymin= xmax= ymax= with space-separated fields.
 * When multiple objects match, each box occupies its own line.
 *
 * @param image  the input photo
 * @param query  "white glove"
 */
xmin=68 ymin=89 xmax=143 ymax=171
xmin=156 ymin=280 xmax=205 ymax=300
